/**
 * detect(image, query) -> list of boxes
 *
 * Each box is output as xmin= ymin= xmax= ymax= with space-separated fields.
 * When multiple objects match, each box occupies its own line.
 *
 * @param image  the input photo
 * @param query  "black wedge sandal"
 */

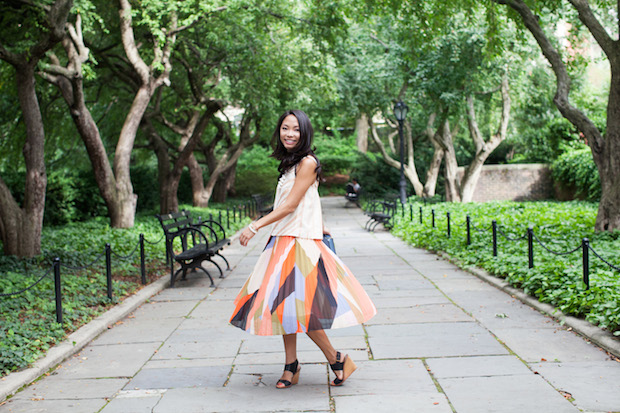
xmin=276 ymin=359 xmax=301 ymax=389
xmin=330 ymin=351 xmax=357 ymax=386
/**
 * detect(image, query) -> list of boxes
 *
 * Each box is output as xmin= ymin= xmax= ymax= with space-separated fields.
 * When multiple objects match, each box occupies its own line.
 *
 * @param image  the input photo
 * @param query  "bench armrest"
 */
xmin=167 ymin=226 xmax=210 ymax=258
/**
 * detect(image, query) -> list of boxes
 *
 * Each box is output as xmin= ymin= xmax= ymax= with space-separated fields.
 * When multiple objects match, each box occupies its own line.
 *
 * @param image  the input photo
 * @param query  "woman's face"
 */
xmin=280 ymin=114 xmax=300 ymax=152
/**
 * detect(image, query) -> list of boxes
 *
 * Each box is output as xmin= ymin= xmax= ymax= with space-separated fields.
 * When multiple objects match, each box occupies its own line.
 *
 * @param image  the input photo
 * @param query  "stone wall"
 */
xmin=457 ymin=163 xmax=553 ymax=202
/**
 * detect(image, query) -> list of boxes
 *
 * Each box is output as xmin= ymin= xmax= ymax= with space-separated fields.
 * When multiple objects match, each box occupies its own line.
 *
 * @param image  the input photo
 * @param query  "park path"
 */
xmin=1 ymin=196 xmax=619 ymax=413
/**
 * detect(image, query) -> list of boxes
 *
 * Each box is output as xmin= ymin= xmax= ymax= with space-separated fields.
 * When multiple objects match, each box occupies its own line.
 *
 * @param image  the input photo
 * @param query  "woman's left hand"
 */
xmin=239 ymin=227 xmax=256 ymax=246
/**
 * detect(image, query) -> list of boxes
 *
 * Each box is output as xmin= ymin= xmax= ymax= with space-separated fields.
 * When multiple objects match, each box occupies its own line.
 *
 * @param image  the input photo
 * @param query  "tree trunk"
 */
xmin=188 ymin=154 xmax=206 ymax=206
xmin=41 ymin=19 xmax=122 ymax=225
xmin=423 ymin=144 xmax=444 ymax=197
xmin=423 ymin=113 xmax=445 ymax=197
xmin=113 ymin=85 xmax=152 ymax=226
xmin=114 ymin=0 xmax=179 ymax=224
xmin=460 ymin=76 xmax=511 ymax=202
xmin=212 ymin=165 xmax=235 ymax=203
xmin=355 ymin=113 xmax=369 ymax=153
xmin=0 ymin=0 xmax=71 ymax=257
xmin=439 ymin=121 xmax=461 ymax=202
xmin=194 ymin=115 xmax=259 ymax=206
xmin=369 ymin=119 xmax=424 ymax=196
xmin=596 ymin=68 xmax=620 ymax=230
xmin=0 ymin=66 xmax=48 ymax=257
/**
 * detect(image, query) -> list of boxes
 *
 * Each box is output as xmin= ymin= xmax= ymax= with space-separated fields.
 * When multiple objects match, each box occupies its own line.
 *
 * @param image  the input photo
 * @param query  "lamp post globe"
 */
xmin=393 ymin=101 xmax=408 ymax=204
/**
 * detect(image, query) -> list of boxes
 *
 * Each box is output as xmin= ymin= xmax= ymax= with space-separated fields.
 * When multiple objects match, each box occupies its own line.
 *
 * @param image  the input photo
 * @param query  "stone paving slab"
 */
xmin=100 ymin=390 xmax=162 ymax=413
xmin=438 ymin=374 xmax=580 ymax=413
xmin=152 ymin=339 xmax=242 ymax=360
xmin=426 ymin=355 xmax=532 ymax=378
xmin=530 ymin=361 xmax=620 ymax=412
xmin=90 ymin=316 xmax=181 ymax=345
xmin=418 ymin=268 xmax=482 ymax=280
xmin=371 ymin=294 xmax=451 ymax=308
xmin=0 ymin=398 xmax=108 ymax=413
xmin=491 ymin=327 xmax=611 ymax=363
xmin=10 ymin=377 xmax=128 ymax=401
xmin=330 ymin=359 xmax=437 ymax=396
xmin=333 ymin=394 xmax=452 ymax=413
xmin=367 ymin=323 xmax=509 ymax=359
xmin=373 ymin=274 xmax=437 ymax=290
xmin=142 ymin=357 xmax=234 ymax=370
xmin=129 ymin=300 xmax=199 ymax=319
xmin=430 ymin=277 xmax=499 ymax=292
xmin=52 ymin=342 xmax=162 ymax=379
xmin=124 ymin=365 xmax=230 ymax=390
xmin=365 ymin=304 xmax=472 ymax=325
xmin=150 ymin=287 xmax=212 ymax=302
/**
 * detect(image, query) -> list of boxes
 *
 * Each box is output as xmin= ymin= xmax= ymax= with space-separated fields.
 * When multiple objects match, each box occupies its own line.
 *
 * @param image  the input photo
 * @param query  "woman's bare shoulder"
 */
xmin=295 ymin=156 xmax=318 ymax=177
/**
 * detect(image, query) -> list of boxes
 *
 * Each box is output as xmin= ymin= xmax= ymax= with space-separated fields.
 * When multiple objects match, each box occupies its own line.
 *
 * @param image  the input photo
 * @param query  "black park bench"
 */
xmin=156 ymin=210 xmax=230 ymax=287
xmin=344 ymin=183 xmax=360 ymax=206
xmin=251 ymin=193 xmax=274 ymax=217
xmin=364 ymin=198 xmax=398 ymax=231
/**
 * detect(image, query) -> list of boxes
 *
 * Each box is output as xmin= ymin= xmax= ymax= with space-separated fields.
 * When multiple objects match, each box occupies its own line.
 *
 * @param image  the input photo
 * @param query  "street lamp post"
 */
xmin=393 ymin=101 xmax=409 ymax=205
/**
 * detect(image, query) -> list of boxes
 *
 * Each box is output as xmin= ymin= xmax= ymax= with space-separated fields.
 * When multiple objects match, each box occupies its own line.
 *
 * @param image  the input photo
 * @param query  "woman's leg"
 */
xmin=306 ymin=330 xmax=342 ymax=380
xmin=278 ymin=334 xmax=298 ymax=384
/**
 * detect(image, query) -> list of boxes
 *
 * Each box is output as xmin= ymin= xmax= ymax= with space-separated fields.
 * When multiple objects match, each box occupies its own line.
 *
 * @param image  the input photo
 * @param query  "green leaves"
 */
xmin=552 ymin=144 xmax=601 ymax=202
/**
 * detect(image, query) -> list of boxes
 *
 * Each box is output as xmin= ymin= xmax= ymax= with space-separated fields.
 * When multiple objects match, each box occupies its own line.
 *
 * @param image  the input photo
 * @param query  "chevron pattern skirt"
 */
xmin=230 ymin=236 xmax=376 ymax=336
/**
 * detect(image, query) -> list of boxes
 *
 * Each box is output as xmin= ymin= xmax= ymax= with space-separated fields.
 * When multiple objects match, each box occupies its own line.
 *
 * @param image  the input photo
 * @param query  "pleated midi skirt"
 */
xmin=230 ymin=236 xmax=377 ymax=336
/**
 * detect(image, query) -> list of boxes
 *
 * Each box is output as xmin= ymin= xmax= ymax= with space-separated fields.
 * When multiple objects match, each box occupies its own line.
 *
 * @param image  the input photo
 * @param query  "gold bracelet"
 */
xmin=248 ymin=223 xmax=258 ymax=234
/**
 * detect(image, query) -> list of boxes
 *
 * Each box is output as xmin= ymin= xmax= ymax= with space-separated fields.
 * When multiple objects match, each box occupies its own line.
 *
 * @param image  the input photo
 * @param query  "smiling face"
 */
xmin=279 ymin=114 xmax=300 ymax=152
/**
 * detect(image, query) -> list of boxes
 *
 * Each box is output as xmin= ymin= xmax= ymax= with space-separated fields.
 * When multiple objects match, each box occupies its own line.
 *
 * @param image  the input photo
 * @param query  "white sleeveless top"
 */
xmin=270 ymin=157 xmax=323 ymax=240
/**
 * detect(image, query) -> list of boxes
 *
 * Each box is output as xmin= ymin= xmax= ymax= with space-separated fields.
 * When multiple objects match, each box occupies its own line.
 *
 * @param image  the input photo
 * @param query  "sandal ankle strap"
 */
xmin=330 ymin=351 xmax=343 ymax=372
xmin=284 ymin=359 xmax=299 ymax=373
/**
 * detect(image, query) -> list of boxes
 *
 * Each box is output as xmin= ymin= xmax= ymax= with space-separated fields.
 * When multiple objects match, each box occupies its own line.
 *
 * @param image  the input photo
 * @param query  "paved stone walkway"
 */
xmin=1 ymin=197 xmax=619 ymax=413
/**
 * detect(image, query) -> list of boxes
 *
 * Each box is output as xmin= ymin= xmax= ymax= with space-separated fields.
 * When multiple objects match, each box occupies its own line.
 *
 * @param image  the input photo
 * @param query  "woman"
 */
xmin=230 ymin=110 xmax=376 ymax=389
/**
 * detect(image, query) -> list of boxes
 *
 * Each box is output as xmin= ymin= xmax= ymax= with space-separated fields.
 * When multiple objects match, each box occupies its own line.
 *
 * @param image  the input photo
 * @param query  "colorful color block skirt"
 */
xmin=230 ymin=236 xmax=376 ymax=336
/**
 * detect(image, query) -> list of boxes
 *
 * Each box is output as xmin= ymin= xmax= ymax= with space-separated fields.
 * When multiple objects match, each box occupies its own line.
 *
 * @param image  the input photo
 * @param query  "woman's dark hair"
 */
xmin=271 ymin=109 xmax=322 ymax=179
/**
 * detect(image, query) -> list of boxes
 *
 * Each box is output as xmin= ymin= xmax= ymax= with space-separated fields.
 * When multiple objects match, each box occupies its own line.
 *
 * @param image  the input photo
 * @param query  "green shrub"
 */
xmin=551 ymin=145 xmax=601 ymax=201
xmin=349 ymin=152 xmax=409 ymax=197
xmin=314 ymin=132 xmax=358 ymax=175
xmin=235 ymin=145 xmax=279 ymax=196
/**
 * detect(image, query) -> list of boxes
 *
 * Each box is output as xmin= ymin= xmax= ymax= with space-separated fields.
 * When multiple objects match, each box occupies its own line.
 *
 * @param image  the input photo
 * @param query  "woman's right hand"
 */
xmin=239 ymin=226 xmax=256 ymax=247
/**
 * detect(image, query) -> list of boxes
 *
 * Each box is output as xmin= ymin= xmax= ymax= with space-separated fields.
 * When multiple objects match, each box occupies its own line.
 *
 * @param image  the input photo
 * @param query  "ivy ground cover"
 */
xmin=390 ymin=200 xmax=620 ymax=335
xmin=0 ymin=205 xmax=250 ymax=377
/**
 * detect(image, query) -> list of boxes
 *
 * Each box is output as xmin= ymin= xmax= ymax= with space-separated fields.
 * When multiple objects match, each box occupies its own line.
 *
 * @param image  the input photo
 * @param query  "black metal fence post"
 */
xmin=53 ymin=258 xmax=63 ymax=324
xmin=401 ymin=202 xmax=404 ymax=218
xmin=582 ymin=238 xmax=590 ymax=290
xmin=419 ymin=206 xmax=423 ymax=224
xmin=466 ymin=215 xmax=471 ymax=246
xmin=409 ymin=205 xmax=413 ymax=221
xmin=447 ymin=212 xmax=451 ymax=238
xmin=226 ymin=208 xmax=230 ymax=230
xmin=527 ymin=228 xmax=534 ymax=269
xmin=432 ymin=209 xmax=435 ymax=228
xmin=492 ymin=220 xmax=497 ymax=257
xmin=106 ymin=243 xmax=113 ymax=299
xmin=140 ymin=234 xmax=146 ymax=285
